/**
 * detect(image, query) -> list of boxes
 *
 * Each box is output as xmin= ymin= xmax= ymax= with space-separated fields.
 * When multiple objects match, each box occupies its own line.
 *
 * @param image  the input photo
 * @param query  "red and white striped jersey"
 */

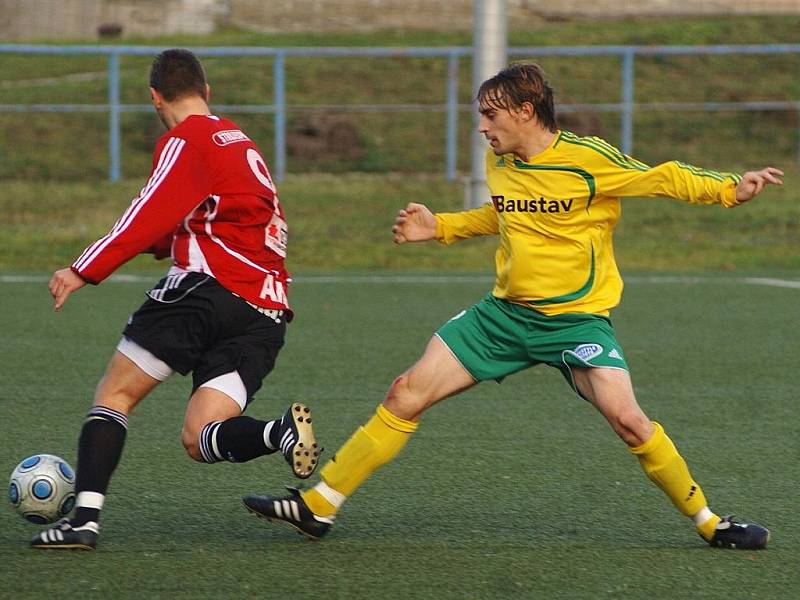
xmin=71 ymin=114 xmax=291 ymax=313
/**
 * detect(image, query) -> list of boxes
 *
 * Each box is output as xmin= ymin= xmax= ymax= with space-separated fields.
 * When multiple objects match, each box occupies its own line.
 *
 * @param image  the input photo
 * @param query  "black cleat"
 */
xmin=708 ymin=515 xmax=769 ymax=550
xmin=243 ymin=486 xmax=334 ymax=540
xmin=279 ymin=403 xmax=321 ymax=479
xmin=30 ymin=519 xmax=99 ymax=551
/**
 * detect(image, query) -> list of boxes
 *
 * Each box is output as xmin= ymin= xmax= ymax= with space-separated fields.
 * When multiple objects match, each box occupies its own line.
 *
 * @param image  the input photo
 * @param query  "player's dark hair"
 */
xmin=477 ymin=62 xmax=557 ymax=132
xmin=149 ymin=48 xmax=207 ymax=102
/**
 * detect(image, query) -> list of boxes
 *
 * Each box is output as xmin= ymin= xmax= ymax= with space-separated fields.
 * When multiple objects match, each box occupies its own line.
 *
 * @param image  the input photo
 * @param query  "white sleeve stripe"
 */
xmin=73 ymin=137 xmax=184 ymax=269
xmin=133 ymin=136 xmax=183 ymax=208
xmin=74 ymin=138 xmax=186 ymax=273
xmin=78 ymin=137 xmax=185 ymax=269
xmin=74 ymin=137 xmax=184 ymax=271
xmin=111 ymin=137 xmax=184 ymax=235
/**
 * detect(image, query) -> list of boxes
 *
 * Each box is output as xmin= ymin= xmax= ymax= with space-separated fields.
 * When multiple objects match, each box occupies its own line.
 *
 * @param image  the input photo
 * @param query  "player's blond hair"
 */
xmin=478 ymin=62 xmax=557 ymax=132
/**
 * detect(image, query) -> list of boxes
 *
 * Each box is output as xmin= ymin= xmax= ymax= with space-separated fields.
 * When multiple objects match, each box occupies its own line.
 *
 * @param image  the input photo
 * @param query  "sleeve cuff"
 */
xmin=434 ymin=214 xmax=447 ymax=243
xmin=719 ymin=181 xmax=740 ymax=208
xmin=70 ymin=266 xmax=97 ymax=285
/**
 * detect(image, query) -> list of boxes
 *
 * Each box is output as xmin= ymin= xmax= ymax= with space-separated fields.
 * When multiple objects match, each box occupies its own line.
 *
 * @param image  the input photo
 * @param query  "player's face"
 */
xmin=478 ymin=101 xmax=525 ymax=156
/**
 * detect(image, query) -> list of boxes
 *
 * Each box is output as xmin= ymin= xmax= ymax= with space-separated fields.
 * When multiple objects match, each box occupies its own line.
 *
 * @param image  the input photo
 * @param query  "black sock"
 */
xmin=71 ymin=406 xmax=128 ymax=527
xmin=199 ymin=415 xmax=280 ymax=463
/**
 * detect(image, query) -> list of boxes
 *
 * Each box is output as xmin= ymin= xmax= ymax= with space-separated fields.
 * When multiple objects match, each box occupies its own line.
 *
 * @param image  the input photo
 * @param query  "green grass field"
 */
xmin=1 ymin=273 xmax=798 ymax=598
xmin=1 ymin=14 xmax=798 ymax=597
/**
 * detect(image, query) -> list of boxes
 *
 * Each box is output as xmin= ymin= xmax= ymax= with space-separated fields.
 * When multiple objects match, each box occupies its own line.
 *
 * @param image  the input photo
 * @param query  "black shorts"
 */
xmin=123 ymin=272 xmax=286 ymax=404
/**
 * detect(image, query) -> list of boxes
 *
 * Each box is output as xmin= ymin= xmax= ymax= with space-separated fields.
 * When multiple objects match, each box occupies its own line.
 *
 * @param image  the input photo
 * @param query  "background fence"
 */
xmin=1 ymin=43 xmax=799 ymax=182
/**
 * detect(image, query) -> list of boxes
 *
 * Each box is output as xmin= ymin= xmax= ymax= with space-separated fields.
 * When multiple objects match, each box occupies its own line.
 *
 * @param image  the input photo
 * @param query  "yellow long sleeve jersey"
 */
xmin=435 ymin=130 xmax=743 ymax=316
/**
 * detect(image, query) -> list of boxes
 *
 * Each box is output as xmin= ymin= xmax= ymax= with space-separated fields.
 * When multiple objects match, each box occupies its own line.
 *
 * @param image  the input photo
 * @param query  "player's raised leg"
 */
xmin=574 ymin=366 xmax=769 ymax=549
xmin=242 ymin=335 xmax=476 ymax=539
xmin=31 ymin=347 xmax=165 ymax=550
xmin=182 ymin=373 xmax=320 ymax=478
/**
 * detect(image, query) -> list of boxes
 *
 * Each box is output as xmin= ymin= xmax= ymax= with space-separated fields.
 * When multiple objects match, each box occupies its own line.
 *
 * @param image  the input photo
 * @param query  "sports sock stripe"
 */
xmin=262 ymin=421 xmax=277 ymax=450
xmin=87 ymin=406 xmax=128 ymax=430
xmin=199 ymin=421 xmax=224 ymax=463
xmin=210 ymin=422 xmax=224 ymax=462
xmin=76 ymin=491 xmax=105 ymax=510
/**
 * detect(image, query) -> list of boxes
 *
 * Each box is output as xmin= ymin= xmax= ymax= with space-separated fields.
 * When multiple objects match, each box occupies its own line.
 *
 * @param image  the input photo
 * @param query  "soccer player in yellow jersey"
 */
xmin=244 ymin=62 xmax=783 ymax=549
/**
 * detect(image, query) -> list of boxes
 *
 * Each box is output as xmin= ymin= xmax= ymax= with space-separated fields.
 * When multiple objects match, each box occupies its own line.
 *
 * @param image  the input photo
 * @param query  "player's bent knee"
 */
xmin=384 ymin=373 xmax=428 ymax=419
xmin=180 ymin=429 xmax=205 ymax=462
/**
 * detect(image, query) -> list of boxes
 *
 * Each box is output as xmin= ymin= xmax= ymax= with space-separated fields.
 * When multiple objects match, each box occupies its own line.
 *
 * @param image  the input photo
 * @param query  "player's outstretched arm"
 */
xmin=735 ymin=167 xmax=784 ymax=204
xmin=49 ymin=268 xmax=86 ymax=312
xmin=392 ymin=202 xmax=438 ymax=244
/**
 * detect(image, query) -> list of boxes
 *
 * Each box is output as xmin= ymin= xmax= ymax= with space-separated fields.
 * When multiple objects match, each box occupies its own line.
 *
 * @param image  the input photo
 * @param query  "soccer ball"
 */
xmin=8 ymin=454 xmax=76 ymax=524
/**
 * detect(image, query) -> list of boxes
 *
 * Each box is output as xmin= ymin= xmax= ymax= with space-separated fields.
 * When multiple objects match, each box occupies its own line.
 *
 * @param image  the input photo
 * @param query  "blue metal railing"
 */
xmin=1 ymin=43 xmax=799 ymax=182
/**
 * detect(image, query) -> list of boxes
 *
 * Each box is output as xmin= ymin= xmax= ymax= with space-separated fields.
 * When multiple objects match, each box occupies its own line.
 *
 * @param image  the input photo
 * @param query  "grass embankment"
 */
xmin=1 ymin=172 xmax=797 ymax=273
xmin=0 ymin=15 xmax=798 ymax=180
xmin=1 ymin=16 xmax=798 ymax=273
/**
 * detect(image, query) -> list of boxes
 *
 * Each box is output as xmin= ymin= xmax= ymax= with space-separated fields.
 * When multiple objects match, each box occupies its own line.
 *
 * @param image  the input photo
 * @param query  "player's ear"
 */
xmin=204 ymin=83 xmax=211 ymax=103
xmin=519 ymin=101 xmax=535 ymax=123
xmin=150 ymin=87 xmax=162 ymax=107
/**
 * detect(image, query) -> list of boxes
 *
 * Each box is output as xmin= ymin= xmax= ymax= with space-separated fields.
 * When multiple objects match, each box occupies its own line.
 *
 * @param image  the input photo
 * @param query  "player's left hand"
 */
xmin=49 ymin=268 xmax=86 ymax=312
xmin=735 ymin=167 xmax=784 ymax=203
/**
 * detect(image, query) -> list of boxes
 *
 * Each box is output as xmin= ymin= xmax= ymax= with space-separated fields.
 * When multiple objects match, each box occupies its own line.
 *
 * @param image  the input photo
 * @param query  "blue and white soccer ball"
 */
xmin=8 ymin=454 xmax=76 ymax=524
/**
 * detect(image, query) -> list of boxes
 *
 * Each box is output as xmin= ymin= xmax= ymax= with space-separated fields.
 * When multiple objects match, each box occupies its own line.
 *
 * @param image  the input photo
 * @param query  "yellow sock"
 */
xmin=630 ymin=422 xmax=720 ymax=540
xmin=302 ymin=404 xmax=418 ymax=517
xmin=695 ymin=511 xmax=721 ymax=541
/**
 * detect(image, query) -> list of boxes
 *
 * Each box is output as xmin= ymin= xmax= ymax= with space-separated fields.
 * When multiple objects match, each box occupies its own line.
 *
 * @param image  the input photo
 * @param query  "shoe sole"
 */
xmin=30 ymin=542 xmax=95 ymax=551
xmin=242 ymin=500 xmax=322 ymax=541
xmin=287 ymin=403 xmax=321 ymax=479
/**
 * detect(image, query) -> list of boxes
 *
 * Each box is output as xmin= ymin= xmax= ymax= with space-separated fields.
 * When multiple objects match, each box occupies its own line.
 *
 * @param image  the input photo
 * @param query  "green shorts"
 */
xmin=436 ymin=294 xmax=629 ymax=398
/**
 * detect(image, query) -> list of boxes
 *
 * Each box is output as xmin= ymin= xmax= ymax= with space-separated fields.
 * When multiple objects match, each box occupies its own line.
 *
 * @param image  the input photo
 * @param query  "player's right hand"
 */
xmin=49 ymin=268 xmax=86 ymax=312
xmin=392 ymin=202 xmax=437 ymax=244
xmin=735 ymin=166 xmax=784 ymax=203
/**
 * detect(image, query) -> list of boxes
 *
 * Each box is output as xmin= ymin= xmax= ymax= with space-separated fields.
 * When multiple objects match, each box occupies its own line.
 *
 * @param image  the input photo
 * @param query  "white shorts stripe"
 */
xmin=198 ymin=371 xmax=248 ymax=412
xmin=116 ymin=337 xmax=174 ymax=381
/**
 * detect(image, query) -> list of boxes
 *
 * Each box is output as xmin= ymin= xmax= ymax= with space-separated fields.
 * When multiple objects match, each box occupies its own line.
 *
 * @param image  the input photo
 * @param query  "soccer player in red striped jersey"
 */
xmin=32 ymin=49 xmax=320 ymax=551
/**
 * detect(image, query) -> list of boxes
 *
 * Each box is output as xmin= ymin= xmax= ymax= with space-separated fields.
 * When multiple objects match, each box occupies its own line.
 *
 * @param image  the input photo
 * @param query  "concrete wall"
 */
xmin=0 ymin=0 xmax=218 ymax=41
xmin=1 ymin=0 xmax=798 ymax=41
xmin=225 ymin=0 xmax=800 ymax=33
